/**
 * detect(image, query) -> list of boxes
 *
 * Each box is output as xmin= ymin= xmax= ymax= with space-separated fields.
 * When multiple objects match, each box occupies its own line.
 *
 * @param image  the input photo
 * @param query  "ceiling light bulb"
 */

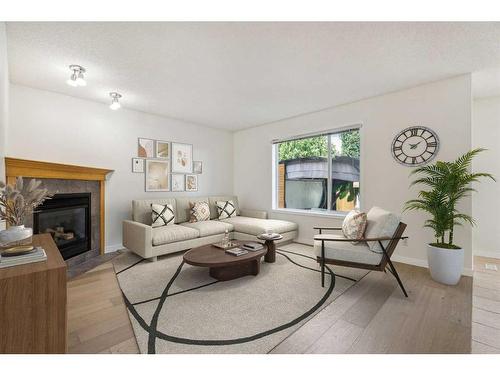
xmin=109 ymin=92 xmax=122 ymax=110
xmin=75 ymin=71 xmax=86 ymax=86
xmin=110 ymin=100 xmax=121 ymax=110
xmin=67 ymin=65 xmax=86 ymax=87
xmin=66 ymin=75 xmax=78 ymax=87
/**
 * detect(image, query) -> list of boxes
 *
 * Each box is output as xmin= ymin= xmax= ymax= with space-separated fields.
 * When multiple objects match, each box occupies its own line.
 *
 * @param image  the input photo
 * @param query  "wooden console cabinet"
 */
xmin=0 ymin=234 xmax=67 ymax=353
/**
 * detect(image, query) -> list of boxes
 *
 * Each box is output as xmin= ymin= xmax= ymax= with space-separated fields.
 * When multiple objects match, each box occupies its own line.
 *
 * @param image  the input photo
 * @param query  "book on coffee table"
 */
xmin=225 ymin=248 xmax=248 ymax=256
xmin=241 ymin=242 xmax=264 ymax=251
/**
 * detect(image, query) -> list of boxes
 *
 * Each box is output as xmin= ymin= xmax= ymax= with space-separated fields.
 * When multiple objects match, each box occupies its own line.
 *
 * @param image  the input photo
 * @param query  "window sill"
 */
xmin=271 ymin=208 xmax=348 ymax=219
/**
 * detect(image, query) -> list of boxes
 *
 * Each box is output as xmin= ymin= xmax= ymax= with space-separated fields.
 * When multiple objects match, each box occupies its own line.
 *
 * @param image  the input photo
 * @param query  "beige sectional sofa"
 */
xmin=123 ymin=195 xmax=298 ymax=261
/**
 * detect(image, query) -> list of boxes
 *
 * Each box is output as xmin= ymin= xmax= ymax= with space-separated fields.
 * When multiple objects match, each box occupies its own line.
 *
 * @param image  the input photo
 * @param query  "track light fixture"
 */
xmin=109 ymin=92 xmax=122 ymax=110
xmin=67 ymin=65 xmax=86 ymax=87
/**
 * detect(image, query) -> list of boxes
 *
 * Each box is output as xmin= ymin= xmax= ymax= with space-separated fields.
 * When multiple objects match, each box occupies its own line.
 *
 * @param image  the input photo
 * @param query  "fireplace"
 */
xmin=34 ymin=193 xmax=91 ymax=260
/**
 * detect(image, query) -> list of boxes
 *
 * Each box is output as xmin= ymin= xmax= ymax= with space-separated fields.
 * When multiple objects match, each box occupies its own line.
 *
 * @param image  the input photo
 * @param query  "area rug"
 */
xmin=113 ymin=242 xmax=369 ymax=354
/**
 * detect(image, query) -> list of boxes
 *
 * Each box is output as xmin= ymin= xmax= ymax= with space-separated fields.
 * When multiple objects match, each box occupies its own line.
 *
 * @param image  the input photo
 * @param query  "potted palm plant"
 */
xmin=405 ymin=148 xmax=495 ymax=285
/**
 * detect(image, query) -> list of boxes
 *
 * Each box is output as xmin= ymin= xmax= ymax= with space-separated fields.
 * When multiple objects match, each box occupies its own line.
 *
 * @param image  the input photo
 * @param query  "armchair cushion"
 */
xmin=365 ymin=207 xmax=400 ymax=254
xmin=314 ymin=234 xmax=383 ymax=265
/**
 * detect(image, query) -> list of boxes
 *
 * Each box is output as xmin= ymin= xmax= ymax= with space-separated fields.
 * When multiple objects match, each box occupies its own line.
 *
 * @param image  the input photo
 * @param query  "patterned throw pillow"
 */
xmin=216 ymin=200 xmax=236 ymax=219
xmin=151 ymin=203 xmax=175 ymax=228
xmin=189 ymin=201 xmax=211 ymax=223
xmin=342 ymin=210 xmax=367 ymax=243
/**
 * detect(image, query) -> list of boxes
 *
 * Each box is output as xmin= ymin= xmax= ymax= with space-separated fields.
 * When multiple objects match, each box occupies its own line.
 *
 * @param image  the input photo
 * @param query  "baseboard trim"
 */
xmin=391 ymin=254 xmax=473 ymax=276
xmin=105 ymin=244 xmax=123 ymax=253
xmin=474 ymin=250 xmax=500 ymax=260
xmin=391 ymin=254 xmax=428 ymax=268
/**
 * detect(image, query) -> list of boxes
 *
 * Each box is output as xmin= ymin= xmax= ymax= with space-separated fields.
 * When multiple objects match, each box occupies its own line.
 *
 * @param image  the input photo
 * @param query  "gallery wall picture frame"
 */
xmin=193 ymin=161 xmax=203 ymax=174
xmin=138 ymin=138 xmax=155 ymax=158
xmin=172 ymin=142 xmax=193 ymax=173
xmin=171 ymin=174 xmax=185 ymax=192
xmin=185 ymin=174 xmax=198 ymax=192
xmin=156 ymin=140 xmax=171 ymax=159
xmin=132 ymin=158 xmax=145 ymax=173
xmin=145 ymin=159 xmax=170 ymax=192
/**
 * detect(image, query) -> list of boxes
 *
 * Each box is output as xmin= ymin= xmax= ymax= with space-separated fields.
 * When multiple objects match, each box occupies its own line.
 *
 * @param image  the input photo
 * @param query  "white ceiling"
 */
xmin=6 ymin=22 xmax=500 ymax=131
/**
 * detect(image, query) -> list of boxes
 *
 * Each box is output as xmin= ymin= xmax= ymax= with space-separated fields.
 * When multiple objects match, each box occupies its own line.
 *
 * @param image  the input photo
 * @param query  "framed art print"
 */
xmin=171 ymin=174 xmax=185 ymax=192
xmin=193 ymin=161 xmax=203 ymax=174
xmin=132 ymin=158 xmax=144 ymax=173
xmin=156 ymin=140 xmax=171 ymax=159
xmin=172 ymin=142 xmax=193 ymax=173
xmin=185 ymin=174 xmax=198 ymax=192
xmin=145 ymin=160 xmax=170 ymax=192
xmin=138 ymin=138 xmax=155 ymax=158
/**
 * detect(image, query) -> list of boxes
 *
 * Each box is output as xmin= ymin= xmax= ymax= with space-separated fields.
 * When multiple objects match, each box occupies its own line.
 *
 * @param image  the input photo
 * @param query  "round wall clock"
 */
xmin=391 ymin=126 xmax=440 ymax=166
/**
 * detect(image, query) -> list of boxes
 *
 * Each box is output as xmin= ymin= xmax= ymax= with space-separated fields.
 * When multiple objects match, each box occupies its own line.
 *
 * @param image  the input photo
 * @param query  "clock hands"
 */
xmin=409 ymin=141 xmax=422 ymax=149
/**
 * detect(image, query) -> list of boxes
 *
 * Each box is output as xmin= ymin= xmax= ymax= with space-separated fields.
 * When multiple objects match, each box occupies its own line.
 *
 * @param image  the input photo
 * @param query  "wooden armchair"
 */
xmin=314 ymin=222 xmax=408 ymax=297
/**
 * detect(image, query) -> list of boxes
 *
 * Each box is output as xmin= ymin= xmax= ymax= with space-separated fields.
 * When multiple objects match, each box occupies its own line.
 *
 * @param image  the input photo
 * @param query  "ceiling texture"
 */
xmin=6 ymin=22 xmax=500 ymax=131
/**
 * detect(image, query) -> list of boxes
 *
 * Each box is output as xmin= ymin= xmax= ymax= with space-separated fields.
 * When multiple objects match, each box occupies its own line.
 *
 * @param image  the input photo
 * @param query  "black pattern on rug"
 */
xmin=116 ymin=248 xmax=340 ymax=354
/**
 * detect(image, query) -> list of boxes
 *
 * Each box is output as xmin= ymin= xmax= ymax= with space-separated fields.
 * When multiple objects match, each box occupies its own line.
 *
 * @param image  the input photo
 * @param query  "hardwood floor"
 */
xmin=272 ymin=262 xmax=472 ymax=353
xmin=67 ymin=256 xmax=473 ymax=354
xmin=472 ymin=256 xmax=500 ymax=353
xmin=67 ymin=262 xmax=139 ymax=354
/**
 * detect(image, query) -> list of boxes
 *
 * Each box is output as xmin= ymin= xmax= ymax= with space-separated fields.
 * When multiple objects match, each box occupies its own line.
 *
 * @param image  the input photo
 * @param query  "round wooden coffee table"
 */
xmin=257 ymin=234 xmax=283 ymax=263
xmin=183 ymin=241 xmax=267 ymax=281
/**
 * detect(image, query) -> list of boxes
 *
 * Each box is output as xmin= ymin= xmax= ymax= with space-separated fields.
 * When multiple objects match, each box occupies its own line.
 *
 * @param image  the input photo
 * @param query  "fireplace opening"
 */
xmin=34 ymin=193 xmax=91 ymax=260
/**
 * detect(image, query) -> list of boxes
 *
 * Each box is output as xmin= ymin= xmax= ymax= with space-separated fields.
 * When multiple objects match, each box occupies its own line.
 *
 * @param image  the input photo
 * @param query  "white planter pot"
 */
xmin=0 ymin=225 xmax=33 ymax=247
xmin=427 ymin=244 xmax=464 ymax=285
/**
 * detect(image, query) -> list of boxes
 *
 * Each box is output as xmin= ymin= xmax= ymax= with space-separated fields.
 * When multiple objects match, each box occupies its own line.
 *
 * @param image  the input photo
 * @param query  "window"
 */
xmin=274 ymin=127 xmax=361 ymax=214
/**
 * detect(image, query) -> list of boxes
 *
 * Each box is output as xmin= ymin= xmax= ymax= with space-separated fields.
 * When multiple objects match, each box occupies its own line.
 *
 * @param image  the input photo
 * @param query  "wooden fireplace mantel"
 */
xmin=4 ymin=157 xmax=114 ymax=255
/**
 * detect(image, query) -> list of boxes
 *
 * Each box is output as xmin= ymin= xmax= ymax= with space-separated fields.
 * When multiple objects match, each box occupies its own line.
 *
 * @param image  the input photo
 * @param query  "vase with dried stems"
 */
xmin=0 ymin=177 xmax=53 ymax=251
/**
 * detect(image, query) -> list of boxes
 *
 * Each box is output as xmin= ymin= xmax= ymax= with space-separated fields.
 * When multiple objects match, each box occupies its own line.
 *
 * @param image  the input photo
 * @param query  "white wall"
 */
xmin=472 ymin=96 xmax=500 ymax=259
xmin=7 ymin=84 xmax=234 ymax=251
xmin=0 ymin=23 xmax=8 ymax=231
xmin=234 ymin=75 xmax=474 ymax=274
xmin=0 ymin=23 xmax=8 ymax=182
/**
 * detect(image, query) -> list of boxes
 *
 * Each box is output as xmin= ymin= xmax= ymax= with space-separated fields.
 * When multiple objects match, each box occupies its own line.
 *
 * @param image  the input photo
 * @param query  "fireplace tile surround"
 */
xmin=26 ymin=181 xmax=99 ymax=257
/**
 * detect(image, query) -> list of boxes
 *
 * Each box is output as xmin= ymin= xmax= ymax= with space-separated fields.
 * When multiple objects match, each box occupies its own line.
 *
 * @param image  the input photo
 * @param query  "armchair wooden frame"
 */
xmin=314 ymin=222 xmax=409 ymax=297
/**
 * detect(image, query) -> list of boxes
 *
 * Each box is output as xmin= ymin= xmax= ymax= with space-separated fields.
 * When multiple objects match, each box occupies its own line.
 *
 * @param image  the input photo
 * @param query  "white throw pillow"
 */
xmin=151 ymin=203 xmax=175 ymax=228
xmin=216 ymin=200 xmax=236 ymax=219
xmin=342 ymin=210 xmax=367 ymax=242
xmin=364 ymin=207 xmax=400 ymax=253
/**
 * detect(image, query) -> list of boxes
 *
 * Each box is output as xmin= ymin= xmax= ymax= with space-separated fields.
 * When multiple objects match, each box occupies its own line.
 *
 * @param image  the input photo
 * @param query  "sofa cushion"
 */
xmin=314 ymin=234 xmax=382 ymax=265
xmin=365 ymin=207 xmax=400 ymax=253
xmin=208 ymin=196 xmax=239 ymax=219
xmin=175 ymin=197 xmax=209 ymax=223
xmin=221 ymin=216 xmax=298 ymax=236
xmin=133 ymin=198 xmax=177 ymax=225
xmin=180 ymin=220 xmax=234 ymax=237
xmin=152 ymin=224 xmax=199 ymax=246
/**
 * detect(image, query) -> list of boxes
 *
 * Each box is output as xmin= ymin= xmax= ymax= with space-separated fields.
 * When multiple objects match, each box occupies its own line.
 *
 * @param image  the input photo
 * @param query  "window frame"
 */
xmin=272 ymin=124 xmax=362 ymax=217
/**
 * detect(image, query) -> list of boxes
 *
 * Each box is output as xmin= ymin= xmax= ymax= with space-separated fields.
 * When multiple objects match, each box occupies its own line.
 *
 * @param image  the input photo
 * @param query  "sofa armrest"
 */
xmin=239 ymin=208 xmax=268 ymax=220
xmin=123 ymin=220 xmax=153 ymax=259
